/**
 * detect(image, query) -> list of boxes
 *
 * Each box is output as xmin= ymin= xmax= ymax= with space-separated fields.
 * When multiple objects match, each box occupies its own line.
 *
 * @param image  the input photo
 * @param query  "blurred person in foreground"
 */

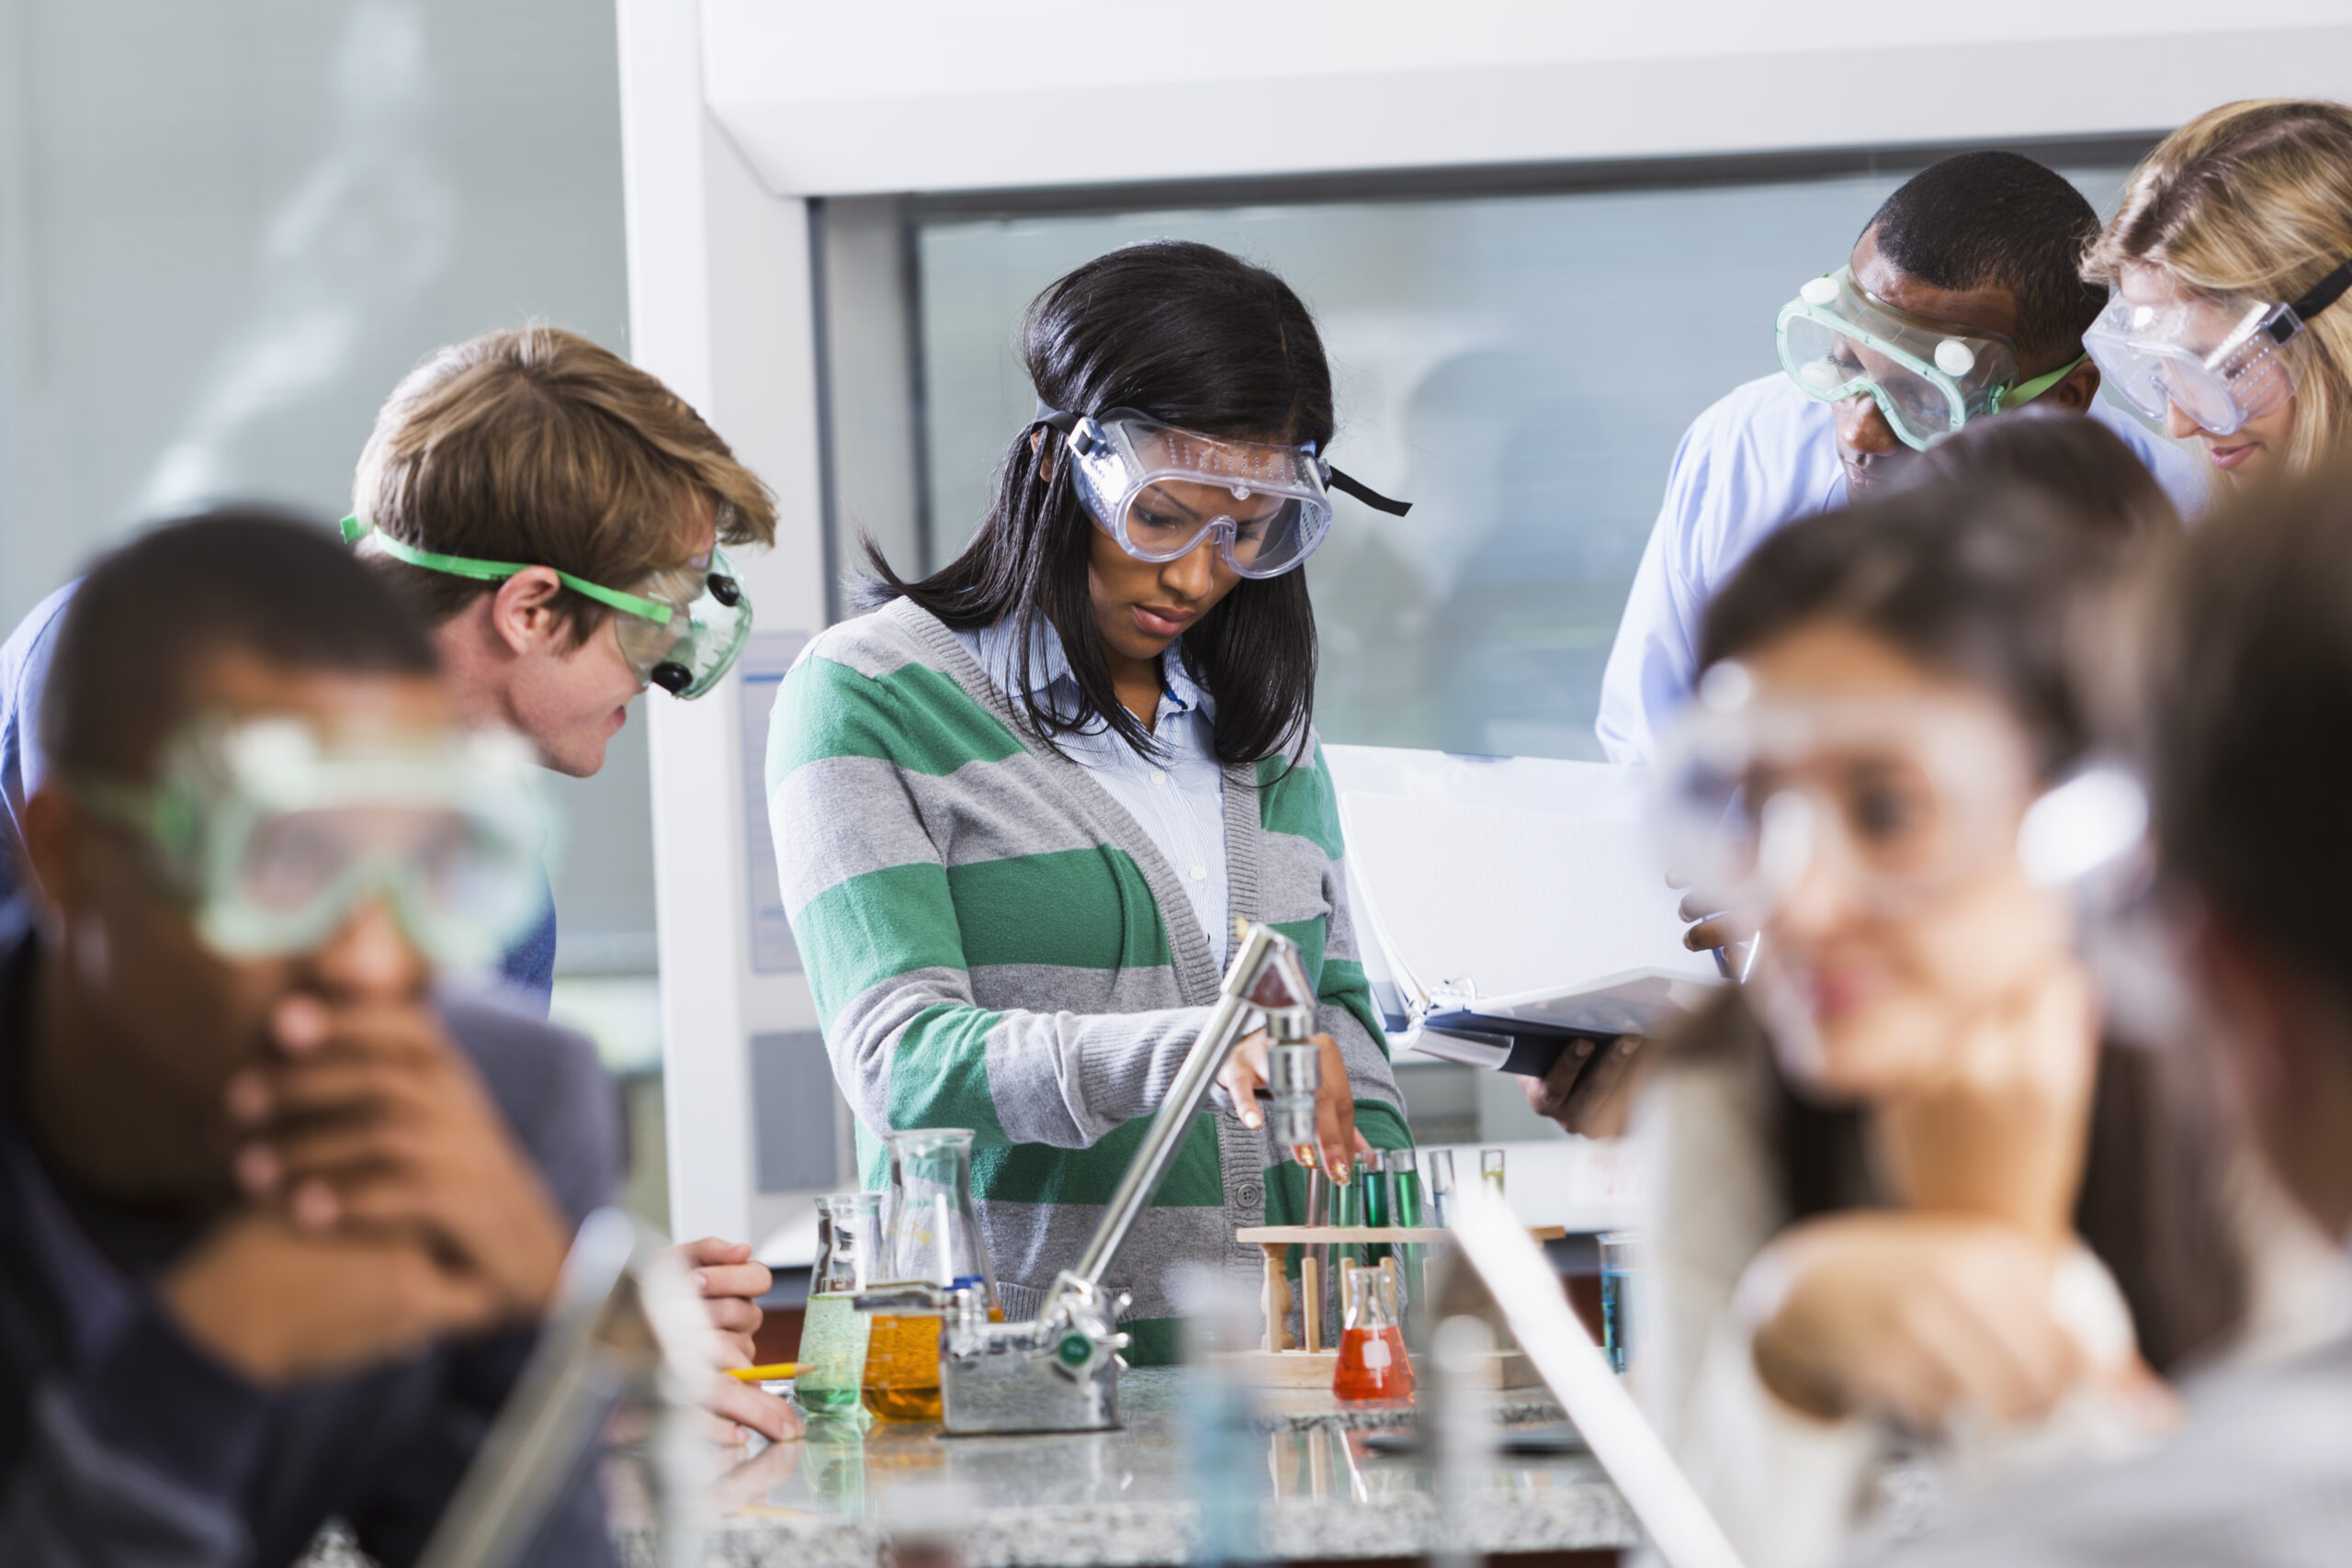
xmin=1528 ymin=409 xmax=2199 ymax=1139
xmin=0 ymin=329 xmax=797 ymax=1442
xmin=2082 ymin=99 xmax=2352 ymax=491
xmin=1862 ymin=470 xmax=2352 ymax=1565
xmin=0 ymin=512 xmax=616 ymax=1565
xmin=1631 ymin=423 xmax=2346 ymax=1568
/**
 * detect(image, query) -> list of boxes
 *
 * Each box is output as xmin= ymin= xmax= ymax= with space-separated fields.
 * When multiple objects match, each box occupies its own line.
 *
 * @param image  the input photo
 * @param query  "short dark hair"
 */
xmin=2154 ymin=457 xmax=2352 ymax=1010
xmin=1699 ymin=473 xmax=2167 ymax=780
xmin=1864 ymin=152 xmax=2108 ymax=368
xmin=43 ymin=509 xmax=441 ymax=779
xmin=862 ymin=240 xmax=1330 ymax=766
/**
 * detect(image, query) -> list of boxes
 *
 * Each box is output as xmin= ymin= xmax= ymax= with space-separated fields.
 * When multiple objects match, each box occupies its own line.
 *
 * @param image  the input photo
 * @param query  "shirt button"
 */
xmin=1189 ymin=865 xmax=1206 ymax=881
xmin=1149 ymin=771 xmax=1167 ymax=788
xmin=1236 ymin=1183 xmax=1262 ymax=1208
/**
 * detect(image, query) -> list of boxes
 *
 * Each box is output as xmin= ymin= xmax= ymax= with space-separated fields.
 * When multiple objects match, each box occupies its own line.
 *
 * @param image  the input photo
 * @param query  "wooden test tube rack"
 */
xmin=1225 ymin=1224 xmax=1566 ymax=1389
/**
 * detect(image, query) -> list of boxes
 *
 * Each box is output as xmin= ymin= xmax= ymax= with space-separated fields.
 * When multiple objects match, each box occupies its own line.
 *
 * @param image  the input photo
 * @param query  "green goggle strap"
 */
xmin=340 ymin=517 xmax=673 ymax=626
xmin=71 ymin=774 xmax=195 ymax=868
xmin=1996 ymin=353 xmax=2091 ymax=412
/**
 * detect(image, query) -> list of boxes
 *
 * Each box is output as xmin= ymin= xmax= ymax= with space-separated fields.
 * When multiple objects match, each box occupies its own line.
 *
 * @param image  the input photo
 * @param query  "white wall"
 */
xmin=701 ymin=1 xmax=2352 ymax=196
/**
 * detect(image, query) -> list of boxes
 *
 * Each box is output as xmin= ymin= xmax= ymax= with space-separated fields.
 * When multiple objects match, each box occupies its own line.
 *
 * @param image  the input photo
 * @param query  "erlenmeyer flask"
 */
xmin=1332 ymin=1260 xmax=1415 ymax=1405
xmin=797 ymin=1192 xmax=879 ymax=1416
xmin=864 ymin=1128 xmax=998 ymax=1421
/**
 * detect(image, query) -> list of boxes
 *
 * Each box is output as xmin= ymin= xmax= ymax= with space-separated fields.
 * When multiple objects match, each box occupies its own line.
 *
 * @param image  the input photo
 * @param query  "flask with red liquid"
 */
xmin=1332 ymin=1260 xmax=1415 ymax=1405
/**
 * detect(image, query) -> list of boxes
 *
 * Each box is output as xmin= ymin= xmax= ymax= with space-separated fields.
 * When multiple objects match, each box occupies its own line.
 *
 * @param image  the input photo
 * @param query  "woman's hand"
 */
xmin=1742 ymin=1212 xmax=2090 ymax=1431
xmin=1875 ymin=956 xmax=2102 ymax=1247
xmin=1218 ymin=1029 xmax=1366 ymax=1175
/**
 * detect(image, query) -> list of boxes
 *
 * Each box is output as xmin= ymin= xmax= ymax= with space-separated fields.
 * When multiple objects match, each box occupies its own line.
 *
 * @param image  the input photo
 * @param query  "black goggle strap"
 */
xmin=1322 ymin=464 xmax=1413 ymax=517
xmin=1029 ymin=402 xmax=1413 ymax=515
xmin=2272 ymin=255 xmax=2352 ymax=342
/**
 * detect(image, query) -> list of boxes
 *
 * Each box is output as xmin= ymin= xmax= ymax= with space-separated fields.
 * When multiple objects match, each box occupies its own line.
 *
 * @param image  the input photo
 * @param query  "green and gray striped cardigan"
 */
xmin=766 ymin=597 xmax=1409 ymax=1364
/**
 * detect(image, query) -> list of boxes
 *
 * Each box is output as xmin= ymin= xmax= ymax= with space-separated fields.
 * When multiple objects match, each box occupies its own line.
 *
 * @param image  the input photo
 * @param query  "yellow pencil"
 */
xmin=726 ymin=1362 xmax=802 ymax=1382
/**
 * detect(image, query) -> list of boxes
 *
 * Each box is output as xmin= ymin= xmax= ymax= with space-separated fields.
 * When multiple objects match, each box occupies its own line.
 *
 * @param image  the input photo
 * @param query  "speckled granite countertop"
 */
xmin=662 ymin=1369 xmax=1640 ymax=1567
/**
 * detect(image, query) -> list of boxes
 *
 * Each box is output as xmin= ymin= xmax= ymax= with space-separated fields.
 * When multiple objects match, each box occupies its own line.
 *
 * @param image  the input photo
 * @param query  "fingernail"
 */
xmin=233 ymin=1143 xmax=278 ymax=1192
xmin=1574 ymin=1039 xmax=1594 ymax=1057
xmin=273 ymin=996 xmax=329 ymax=1054
xmin=225 ymin=1072 xmax=269 ymax=1124
xmin=1243 ymin=1111 xmax=1262 ymax=1129
xmin=292 ymin=1179 xmax=337 ymax=1229
xmin=692 ymin=1271 xmax=708 ymax=1289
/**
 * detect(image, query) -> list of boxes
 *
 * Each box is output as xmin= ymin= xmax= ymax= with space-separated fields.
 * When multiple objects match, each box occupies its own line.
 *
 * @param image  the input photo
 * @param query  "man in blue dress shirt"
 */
xmin=1596 ymin=152 xmax=2206 ymax=768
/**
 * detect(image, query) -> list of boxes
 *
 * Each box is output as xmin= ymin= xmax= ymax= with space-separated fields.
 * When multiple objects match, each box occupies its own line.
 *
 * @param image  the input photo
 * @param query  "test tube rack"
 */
xmin=1222 ymin=1224 xmax=1566 ymax=1389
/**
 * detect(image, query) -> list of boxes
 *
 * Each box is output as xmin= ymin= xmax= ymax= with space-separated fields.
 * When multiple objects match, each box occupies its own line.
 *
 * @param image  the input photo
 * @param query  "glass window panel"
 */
xmin=915 ymin=164 xmax=2133 ymax=759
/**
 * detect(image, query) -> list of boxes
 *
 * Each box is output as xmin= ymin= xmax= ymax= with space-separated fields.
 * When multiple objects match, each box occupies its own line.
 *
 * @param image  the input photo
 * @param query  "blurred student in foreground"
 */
xmin=1633 ymin=419 xmax=2344 ymax=1568
xmin=1867 ymin=466 xmax=2352 ymax=1565
xmin=0 ymin=513 xmax=614 ymax=1566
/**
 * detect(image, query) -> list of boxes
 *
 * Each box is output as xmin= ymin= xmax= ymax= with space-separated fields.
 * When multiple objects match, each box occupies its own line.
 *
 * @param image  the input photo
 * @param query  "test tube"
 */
xmin=1360 ymin=1149 xmax=1390 ymax=1269
xmin=1425 ymin=1149 xmax=1455 ymax=1229
xmin=1479 ymin=1147 xmax=1507 ymax=1198
xmin=1387 ymin=1149 xmax=1425 ymax=1337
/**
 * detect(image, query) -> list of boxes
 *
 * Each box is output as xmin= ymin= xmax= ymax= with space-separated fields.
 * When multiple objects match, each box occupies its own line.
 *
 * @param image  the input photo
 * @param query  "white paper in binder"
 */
xmin=1329 ymin=752 xmax=1719 ymax=1067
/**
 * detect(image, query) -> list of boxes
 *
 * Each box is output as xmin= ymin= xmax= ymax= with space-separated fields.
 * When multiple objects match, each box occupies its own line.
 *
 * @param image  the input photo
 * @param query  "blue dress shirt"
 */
xmin=1595 ymin=374 xmax=2210 ymax=765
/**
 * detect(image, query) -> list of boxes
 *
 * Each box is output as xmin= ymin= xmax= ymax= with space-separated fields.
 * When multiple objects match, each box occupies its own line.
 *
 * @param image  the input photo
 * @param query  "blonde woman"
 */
xmin=2083 ymin=99 xmax=2352 ymax=486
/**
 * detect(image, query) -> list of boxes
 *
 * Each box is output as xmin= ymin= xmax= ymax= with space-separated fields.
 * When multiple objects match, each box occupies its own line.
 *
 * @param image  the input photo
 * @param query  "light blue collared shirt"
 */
xmin=1595 ymin=373 xmax=2210 ymax=765
xmin=954 ymin=618 xmax=1230 ymax=971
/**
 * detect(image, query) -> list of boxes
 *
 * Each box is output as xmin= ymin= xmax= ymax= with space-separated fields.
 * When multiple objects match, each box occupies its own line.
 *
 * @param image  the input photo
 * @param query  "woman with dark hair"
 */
xmin=1632 ymin=472 xmax=2342 ymax=1567
xmin=767 ymin=241 xmax=1412 ymax=1366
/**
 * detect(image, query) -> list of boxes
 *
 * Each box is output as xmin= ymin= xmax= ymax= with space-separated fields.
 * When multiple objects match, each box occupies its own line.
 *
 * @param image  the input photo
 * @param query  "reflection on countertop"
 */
xmin=675 ymin=1368 xmax=1641 ymax=1567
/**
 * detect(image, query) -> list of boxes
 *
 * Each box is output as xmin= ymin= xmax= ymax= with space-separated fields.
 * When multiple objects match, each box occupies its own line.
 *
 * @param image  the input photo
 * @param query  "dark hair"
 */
xmin=1694 ymin=475 xmax=2240 ymax=1371
xmin=861 ymin=241 xmax=1329 ymax=765
xmin=1698 ymin=477 xmax=2149 ymax=780
xmin=1892 ymin=406 xmax=2181 ymax=540
xmin=2154 ymin=457 xmax=2352 ymax=1010
xmin=43 ymin=509 xmax=441 ymax=778
xmin=1865 ymin=152 xmax=2108 ymax=368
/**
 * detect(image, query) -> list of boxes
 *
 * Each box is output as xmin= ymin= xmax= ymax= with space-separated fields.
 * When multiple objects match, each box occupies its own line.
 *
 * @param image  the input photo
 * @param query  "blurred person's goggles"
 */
xmin=1041 ymin=405 xmax=1408 ymax=581
xmin=2083 ymin=257 xmax=2352 ymax=436
xmin=341 ymin=518 xmax=752 ymax=699
xmin=74 ymin=716 xmax=551 ymax=969
xmin=1651 ymin=676 xmax=2146 ymax=924
xmin=1776 ymin=267 xmax=2086 ymax=451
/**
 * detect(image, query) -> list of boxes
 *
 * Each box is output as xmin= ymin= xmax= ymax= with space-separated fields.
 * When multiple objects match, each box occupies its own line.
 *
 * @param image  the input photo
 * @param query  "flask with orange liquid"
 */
xmin=1331 ymin=1260 xmax=1415 ymax=1406
xmin=862 ymin=1128 xmax=1000 ymax=1421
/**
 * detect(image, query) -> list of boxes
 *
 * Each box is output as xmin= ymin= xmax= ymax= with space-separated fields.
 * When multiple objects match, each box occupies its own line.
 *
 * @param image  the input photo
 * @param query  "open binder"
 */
xmin=1327 ymin=746 xmax=1722 ymax=1077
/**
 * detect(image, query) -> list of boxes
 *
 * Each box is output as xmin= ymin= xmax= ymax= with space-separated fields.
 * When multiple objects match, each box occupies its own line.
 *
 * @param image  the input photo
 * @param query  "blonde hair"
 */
xmin=2085 ymin=99 xmax=2352 ymax=479
xmin=352 ymin=325 xmax=778 ymax=643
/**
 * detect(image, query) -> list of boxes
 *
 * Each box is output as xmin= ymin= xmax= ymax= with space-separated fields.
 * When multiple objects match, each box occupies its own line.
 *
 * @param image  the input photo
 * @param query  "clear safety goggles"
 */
xmin=1651 ymin=676 xmax=2147 ymax=925
xmin=342 ymin=518 xmax=752 ymax=699
xmin=1043 ymin=405 xmax=1408 ymax=580
xmin=74 ymin=715 xmax=552 ymax=969
xmin=1777 ymin=267 xmax=2086 ymax=451
xmin=2083 ymin=258 xmax=2352 ymax=437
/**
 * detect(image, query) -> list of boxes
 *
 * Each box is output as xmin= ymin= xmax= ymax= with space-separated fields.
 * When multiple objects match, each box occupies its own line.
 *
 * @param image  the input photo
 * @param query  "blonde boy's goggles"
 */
xmin=1776 ymin=267 xmax=2086 ymax=451
xmin=74 ymin=716 xmax=552 ymax=969
xmin=1042 ymin=405 xmax=1408 ymax=581
xmin=2082 ymin=256 xmax=2352 ymax=437
xmin=340 ymin=517 xmax=752 ymax=699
